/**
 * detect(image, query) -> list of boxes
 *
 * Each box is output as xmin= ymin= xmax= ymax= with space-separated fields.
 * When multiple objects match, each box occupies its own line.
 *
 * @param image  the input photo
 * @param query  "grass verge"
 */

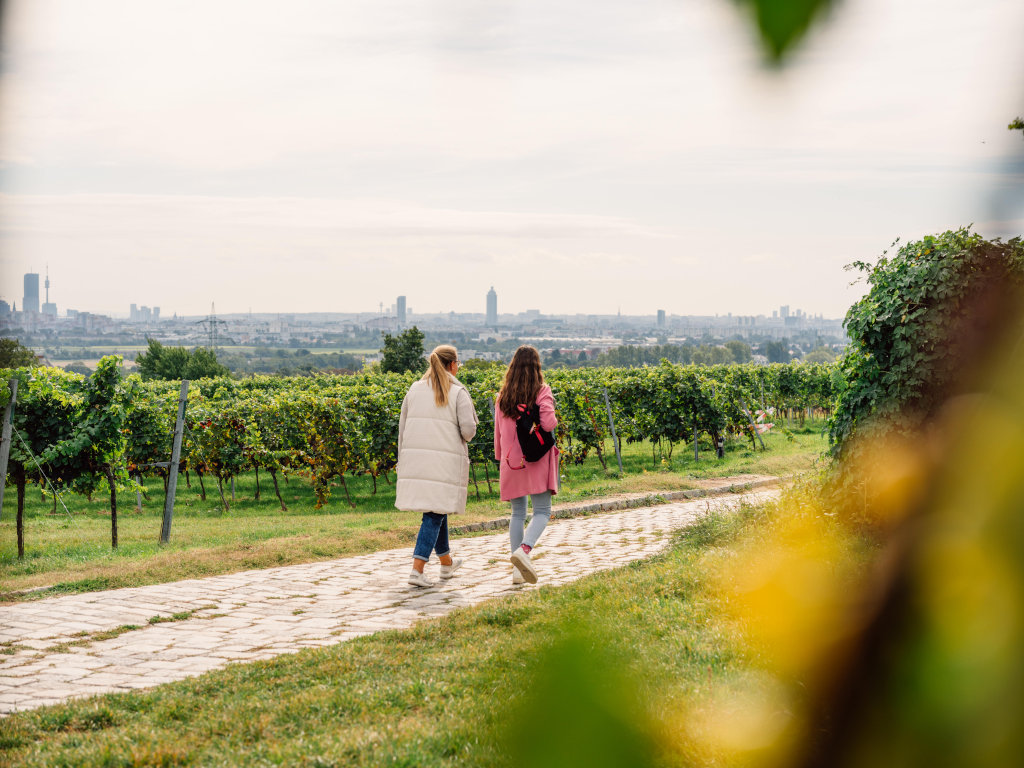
xmin=0 ymin=490 xmax=869 ymax=767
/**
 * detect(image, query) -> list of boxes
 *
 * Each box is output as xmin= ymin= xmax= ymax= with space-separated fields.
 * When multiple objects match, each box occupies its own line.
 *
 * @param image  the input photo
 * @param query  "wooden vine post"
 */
xmin=106 ymin=465 xmax=119 ymax=549
xmin=160 ymin=380 xmax=189 ymax=545
xmin=0 ymin=378 xmax=18 ymax=520
xmin=16 ymin=465 xmax=25 ymax=559
xmin=602 ymin=388 xmax=623 ymax=476
xmin=739 ymin=396 xmax=767 ymax=451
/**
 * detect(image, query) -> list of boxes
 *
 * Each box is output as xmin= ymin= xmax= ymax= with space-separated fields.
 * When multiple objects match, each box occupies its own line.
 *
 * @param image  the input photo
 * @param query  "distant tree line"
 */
xmin=136 ymin=340 xmax=230 ymax=380
xmin=0 ymin=338 xmax=39 ymax=368
xmin=543 ymin=340 xmax=752 ymax=369
xmin=544 ymin=338 xmax=839 ymax=369
xmin=217 ymin=348 xmax=364 ymax=376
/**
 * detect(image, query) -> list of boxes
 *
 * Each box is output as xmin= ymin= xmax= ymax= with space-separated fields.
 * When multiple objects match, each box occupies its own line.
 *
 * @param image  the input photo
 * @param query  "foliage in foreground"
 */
xmin=696 ymin=311 xmax=1024 ymax=767
xmin=829 ymin=227 xmax=1023 ymax=464
xmin=735 ymin=0 xmax=837 ymax=64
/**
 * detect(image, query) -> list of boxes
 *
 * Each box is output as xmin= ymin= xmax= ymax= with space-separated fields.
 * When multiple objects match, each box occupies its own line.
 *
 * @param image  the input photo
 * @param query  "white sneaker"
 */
xmin=510 ymin=547 xmax=538 ymax=584
xmin=439 ymin=558 xmax=463 ymax=579
xmin=408 ymin=570 xmax=435 ymax=588
xmin=512 ymin=568 xmax=525 ymax=585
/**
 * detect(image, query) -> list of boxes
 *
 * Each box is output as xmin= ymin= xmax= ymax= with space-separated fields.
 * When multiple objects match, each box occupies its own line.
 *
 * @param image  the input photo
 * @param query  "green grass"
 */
xmin=0 ymin=423 xmax=828 ymax=600
xmin=0 ymin=500 xmax=811 ymax=768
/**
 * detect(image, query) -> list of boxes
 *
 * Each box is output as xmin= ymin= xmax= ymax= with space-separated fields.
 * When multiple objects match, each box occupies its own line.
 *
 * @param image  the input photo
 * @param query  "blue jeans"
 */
xmin=510 ymin=492 xmax=552 ymax=552
xmin=413 ymin=512 xmax=450 ymax=562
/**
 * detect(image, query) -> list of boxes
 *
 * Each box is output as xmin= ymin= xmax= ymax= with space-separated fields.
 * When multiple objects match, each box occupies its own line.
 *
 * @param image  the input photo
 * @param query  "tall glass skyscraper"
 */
xmin=23 ymin=273 xmax=40 ymax=314
xmin=486 ymin=286 xmax=497 ymax=326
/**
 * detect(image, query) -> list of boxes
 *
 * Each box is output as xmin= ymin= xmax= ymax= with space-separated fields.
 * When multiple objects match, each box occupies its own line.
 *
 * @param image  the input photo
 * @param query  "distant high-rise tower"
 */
xmin=486 ymin=287 xmax=497 ymax=326
xmin=396 ymin=295 xmax=407 ymax=325
xmin=42 ymin=267 xmax=57 ymax=317
xmin=23 ymin=273 xmax=40 ymax=314
xmin=657 ymin=309 xmax=666 ymax=329
xmin=780 ymin=305 xmax=790 ymax=319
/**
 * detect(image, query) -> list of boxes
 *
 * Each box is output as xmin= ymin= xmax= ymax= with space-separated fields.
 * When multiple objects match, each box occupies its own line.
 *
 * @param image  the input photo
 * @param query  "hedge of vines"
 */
xmin=2 ymin=359 xmax=837 ymax=526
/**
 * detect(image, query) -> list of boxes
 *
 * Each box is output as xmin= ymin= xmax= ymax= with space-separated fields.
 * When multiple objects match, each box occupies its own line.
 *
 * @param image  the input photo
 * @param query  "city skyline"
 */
xmin=1 ymin=0 xmax=1022 ymax=319
xmin=3 ymin=270 xmax=842 ymax=322
xmin=0 ymin=258 xmax=871 ymax=320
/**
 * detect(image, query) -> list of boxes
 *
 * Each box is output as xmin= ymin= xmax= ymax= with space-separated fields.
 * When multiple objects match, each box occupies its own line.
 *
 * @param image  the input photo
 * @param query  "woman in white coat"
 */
xmin=396 ymin=344 xmax=478 ymax=587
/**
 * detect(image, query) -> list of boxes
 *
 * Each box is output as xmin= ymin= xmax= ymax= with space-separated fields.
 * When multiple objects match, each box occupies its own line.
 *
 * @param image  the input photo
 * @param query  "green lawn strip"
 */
xmin=1 ymin=426 xmax=827 ymax=600
xmin=0 ymin=504 xmax=780 ymax=768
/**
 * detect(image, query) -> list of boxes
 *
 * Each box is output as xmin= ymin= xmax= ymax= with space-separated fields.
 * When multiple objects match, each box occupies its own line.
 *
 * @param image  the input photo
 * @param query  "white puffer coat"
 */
xmin=395 ymin=374 xmax=478 ymax=515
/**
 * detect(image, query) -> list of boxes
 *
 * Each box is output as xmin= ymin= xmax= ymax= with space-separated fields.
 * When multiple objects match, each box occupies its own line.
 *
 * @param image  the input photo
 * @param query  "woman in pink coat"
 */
xmin=494 ymin=345 xmax=559 ymax=584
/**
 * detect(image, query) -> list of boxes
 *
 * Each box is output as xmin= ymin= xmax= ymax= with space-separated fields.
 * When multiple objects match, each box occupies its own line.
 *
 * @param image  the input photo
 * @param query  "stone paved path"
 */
xmin=0 ymin=489 xmax=777 ymax=715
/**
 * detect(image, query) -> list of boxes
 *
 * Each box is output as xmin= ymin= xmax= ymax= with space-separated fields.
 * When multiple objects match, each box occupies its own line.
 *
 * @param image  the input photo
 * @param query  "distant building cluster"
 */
xmin=0 ymin=270 xmax=63 ymax=332
xmin=0 ymin=270 xmax=156 ymax=335
xmin=129 ymin=303 xmax=160 ymax=323
xmin=2 ymin=278 xmax=846 ymax=368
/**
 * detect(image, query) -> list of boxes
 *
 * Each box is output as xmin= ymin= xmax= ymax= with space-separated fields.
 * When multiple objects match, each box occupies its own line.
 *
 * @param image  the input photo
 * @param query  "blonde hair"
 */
xmin=424 ymin=344 xmax=459 ymax=406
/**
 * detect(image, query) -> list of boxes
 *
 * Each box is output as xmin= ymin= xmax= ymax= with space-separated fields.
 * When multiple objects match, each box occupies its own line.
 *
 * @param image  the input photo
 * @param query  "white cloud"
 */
xmin=1 ymin=0 xmax=1022 ymax=318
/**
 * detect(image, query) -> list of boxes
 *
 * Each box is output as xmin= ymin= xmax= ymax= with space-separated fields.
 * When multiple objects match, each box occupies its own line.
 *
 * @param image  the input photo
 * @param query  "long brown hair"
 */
xmin=424 ymin=344 xmax=458 ymax=407
xmin=497 ymin=345 xmax=544 ymax=418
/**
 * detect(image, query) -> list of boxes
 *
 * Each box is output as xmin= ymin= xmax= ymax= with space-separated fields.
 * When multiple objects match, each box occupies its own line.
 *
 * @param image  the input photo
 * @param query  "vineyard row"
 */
xmin=2 ymin=359 xmax=837 ymax=516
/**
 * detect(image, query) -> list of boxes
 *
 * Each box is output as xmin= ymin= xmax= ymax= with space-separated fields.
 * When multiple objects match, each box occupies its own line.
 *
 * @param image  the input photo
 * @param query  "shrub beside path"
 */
xmin=0 ymin=483 xmax=781 ymax=716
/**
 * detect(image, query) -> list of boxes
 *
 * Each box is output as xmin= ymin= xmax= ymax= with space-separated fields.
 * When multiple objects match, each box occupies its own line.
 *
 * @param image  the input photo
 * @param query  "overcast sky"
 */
xmin=1 ymin=0 xmax=1022 ymax=319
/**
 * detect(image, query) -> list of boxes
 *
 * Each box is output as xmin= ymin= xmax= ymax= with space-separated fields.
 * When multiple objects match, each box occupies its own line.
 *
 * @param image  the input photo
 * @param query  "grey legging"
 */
xmin=509 ymin=491 xmax=552 ymax=551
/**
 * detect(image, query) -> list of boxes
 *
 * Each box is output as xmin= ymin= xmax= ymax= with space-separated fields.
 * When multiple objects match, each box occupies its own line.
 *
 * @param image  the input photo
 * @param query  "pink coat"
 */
xmin=494 ymin=384 xmax=560 ymax=501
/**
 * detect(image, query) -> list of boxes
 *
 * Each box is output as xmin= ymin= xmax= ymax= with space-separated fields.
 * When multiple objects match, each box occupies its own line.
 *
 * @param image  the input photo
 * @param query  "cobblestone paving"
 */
xmin=0 ymin=489 xmax=777 ymax=715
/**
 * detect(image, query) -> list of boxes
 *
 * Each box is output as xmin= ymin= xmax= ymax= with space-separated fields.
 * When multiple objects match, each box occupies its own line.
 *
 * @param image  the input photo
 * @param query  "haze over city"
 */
xmin=1 ymin=0 xmax=1022 ymax=319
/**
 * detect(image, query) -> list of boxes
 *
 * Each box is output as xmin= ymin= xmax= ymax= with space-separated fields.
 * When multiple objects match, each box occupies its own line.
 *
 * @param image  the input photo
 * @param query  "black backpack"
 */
xmin=515 ymin=402 xmax=555 ymax=462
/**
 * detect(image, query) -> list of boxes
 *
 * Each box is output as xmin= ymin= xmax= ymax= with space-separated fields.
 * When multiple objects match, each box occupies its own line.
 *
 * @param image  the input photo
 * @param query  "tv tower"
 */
xmin=41 ymin=266 xmax=57 ymax=317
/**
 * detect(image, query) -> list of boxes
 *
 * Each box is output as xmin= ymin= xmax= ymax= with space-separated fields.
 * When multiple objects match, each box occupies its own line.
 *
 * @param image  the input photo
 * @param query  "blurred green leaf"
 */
xmin=504 ymin=632 xmax=656 ymax=768
xmin=737 ymin=0 xmax=837 ymax=63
